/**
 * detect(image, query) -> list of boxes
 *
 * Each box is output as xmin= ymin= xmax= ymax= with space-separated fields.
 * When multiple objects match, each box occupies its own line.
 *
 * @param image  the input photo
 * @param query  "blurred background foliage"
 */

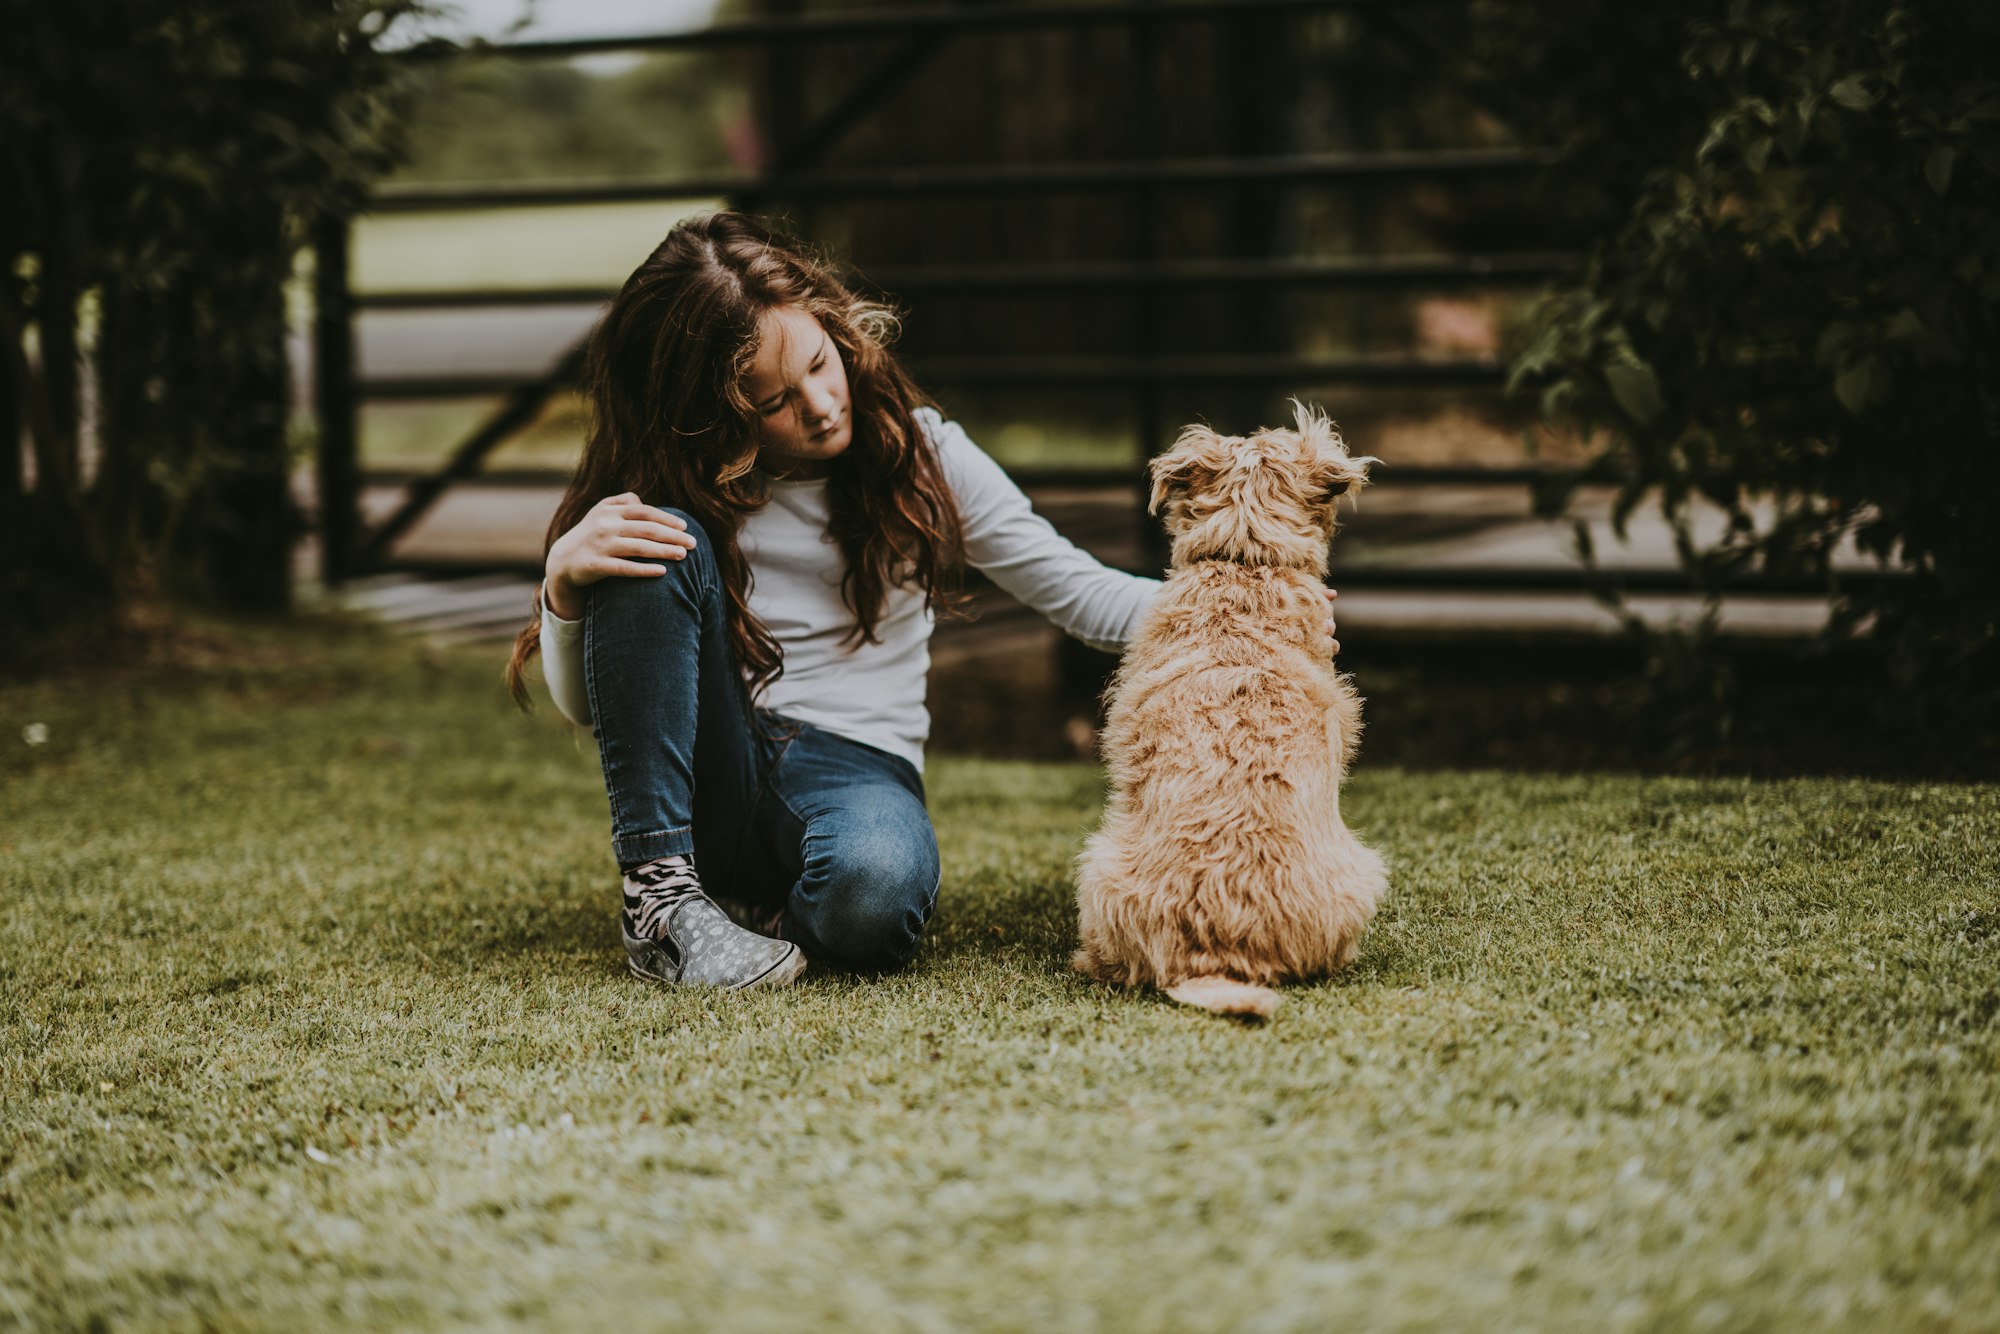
xmin=392 ymin=47 xmax=747 ymax=184
xmin=1472 ymin=0 xmax=2000 ymax=734
xmin=1 ymin=0 xmax=429 ymax=640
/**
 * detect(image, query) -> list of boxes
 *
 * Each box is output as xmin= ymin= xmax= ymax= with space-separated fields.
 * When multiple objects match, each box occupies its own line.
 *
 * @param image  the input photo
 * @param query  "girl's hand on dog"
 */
xmin=543 ymin=492 xmax=698 ymax=620
xmin=1323 ymin=587 xmax=1340 ymax=657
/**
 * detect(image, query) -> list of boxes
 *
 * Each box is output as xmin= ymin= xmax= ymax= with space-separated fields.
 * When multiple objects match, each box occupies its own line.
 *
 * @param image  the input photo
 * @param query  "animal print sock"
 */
xmin=621 ymin=854 xmax=704 ymax=940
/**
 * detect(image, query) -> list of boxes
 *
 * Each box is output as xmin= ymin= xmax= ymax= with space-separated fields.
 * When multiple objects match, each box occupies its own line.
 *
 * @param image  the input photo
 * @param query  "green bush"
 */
xmin=1477 ymin=0 xmax=2000 ymax=733
xmin=1 ymin=1 xmax=427 ymax=638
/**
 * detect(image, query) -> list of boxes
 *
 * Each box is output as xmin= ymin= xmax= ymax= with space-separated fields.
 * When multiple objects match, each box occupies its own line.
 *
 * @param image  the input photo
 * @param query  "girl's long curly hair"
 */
xmin=504 ymin=211 xmax=964 ymax=708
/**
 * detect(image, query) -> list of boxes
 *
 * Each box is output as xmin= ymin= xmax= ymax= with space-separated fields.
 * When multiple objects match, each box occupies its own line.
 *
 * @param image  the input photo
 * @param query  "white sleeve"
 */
xmin=923 ymin=408 xmax=1161 ymax=653
xmin=539 ymin=590 xmax=593 ymax=728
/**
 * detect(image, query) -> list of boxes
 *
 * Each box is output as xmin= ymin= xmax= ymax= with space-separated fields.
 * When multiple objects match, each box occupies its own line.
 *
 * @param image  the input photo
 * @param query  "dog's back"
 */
xmin=1074 ymin=406 xmax=1388 ymax=1018
xmin=1075 ymin=561 xmax=1382 ymax=1008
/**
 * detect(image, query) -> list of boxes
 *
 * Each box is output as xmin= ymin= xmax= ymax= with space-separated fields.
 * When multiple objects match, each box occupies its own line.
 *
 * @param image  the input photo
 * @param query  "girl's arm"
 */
xmin=923 ymin=408 xmax=1162 ymax=651
xmin=539 ymin=597 xmax=592 ymax=727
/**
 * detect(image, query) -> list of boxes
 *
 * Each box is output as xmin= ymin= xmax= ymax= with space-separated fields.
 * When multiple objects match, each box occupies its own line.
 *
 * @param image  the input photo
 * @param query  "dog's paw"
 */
xmin=1070 ymin=947 xmax=1115 ymax=982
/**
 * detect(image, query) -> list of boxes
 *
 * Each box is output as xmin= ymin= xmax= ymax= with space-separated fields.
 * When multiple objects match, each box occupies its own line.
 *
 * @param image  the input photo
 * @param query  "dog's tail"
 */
xmin=1165 ymin=975 xmax=1280 ymax=1021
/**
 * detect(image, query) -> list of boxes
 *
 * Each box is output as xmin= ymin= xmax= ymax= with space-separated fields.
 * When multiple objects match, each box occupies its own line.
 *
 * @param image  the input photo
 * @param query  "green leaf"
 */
xmin=1885 ymin=308 xmax=1926 ymax=342
xmin=1829 ymin=75 xmax=1873 ymax=111
xmin=1884 ymin=308 xmax=1962 ymax=365
xmin=1696 ymin=121 xmax=1730 ymax=165
xmin=1540 ymin=381 xmax=1572 ymax=421
xmin=1833 ymin=356 xmax=1889 ymax=415
xmin=1778 ymin=106 xmax=1808 ymax=161
xmin=1743 ymin=134 xmax=1772 ymax=175
xmin=1925 ymin=143 xmax=1957 ymax=196
xmin=1815 ymin=322 xmax=1859 ymax=365
xmin=1610 ymin=486 xmax=1643 ymax=539
xmin=1605 ymin=360 xmax=1666 ymax=426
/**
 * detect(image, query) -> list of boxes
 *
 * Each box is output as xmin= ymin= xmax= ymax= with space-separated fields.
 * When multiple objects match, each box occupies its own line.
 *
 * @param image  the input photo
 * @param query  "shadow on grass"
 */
xmin=1346 ymin=635 xmax=2000 ymax=779
xmin=936 ymin=631 xmax=1999 ymax=781
xmin=915 ymin=856 xmax=1396 ymax=1016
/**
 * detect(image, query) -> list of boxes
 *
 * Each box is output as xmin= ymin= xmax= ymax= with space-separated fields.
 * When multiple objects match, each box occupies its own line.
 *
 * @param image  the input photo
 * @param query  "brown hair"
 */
xmin=504 ymin=211 xmax=964 ymax=708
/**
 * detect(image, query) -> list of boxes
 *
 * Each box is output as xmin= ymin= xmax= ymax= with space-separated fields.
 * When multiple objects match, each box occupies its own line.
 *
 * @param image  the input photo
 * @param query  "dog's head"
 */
xmin=1148 ymin=401 xmax=1372 ymax=575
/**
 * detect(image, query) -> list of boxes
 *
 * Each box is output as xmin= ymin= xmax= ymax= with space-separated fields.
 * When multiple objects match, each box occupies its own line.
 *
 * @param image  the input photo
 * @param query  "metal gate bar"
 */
xmin=355 ymin=253 xmax=1579 ymax=310
xmin=321 ymin=0 xmax=1566 ymax=587
xmin=371 ymin=148 xmax=1563 ymax=212
xmin=416 ymin=0 xmax=1463 ymax=61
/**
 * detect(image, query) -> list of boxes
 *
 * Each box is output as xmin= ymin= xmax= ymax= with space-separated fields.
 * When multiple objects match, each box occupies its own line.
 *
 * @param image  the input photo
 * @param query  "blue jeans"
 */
xmin=581 ymin=510 xmax=940 ymax=973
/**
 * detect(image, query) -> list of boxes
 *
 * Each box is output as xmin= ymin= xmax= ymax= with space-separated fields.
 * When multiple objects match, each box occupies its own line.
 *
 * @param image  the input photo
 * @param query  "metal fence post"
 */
xmin=313 ymin=211 xmax=360 ymax=585
xmin=1131 ymin=0 xmax=1168 ymax=577
xmin=0 ymin=264 xmax=20 ymax=612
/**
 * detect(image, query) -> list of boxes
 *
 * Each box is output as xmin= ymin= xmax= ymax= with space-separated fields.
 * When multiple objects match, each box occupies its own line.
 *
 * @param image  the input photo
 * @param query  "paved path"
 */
xmin=329 ymin=478 xmax=1862 ymax=645
xmin=329 ymin=572 xmax=541 ymax=646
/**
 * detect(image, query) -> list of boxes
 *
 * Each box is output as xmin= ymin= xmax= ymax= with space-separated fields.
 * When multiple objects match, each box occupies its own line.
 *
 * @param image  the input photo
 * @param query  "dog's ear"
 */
xmin=1312 ymin=450 xmax=1370 ymax=499
xmin=1290 ymin=399 xmax=1371 ymax=501
xmin=1148 ymin=424 xmax=1229 ymax=517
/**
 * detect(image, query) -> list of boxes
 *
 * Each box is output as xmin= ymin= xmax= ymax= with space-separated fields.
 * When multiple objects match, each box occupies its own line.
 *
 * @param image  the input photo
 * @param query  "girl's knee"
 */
xmin=798 ymin=833 xmax=939 ymax=972
xmin=658 ymin=507 xmax=707 ymax=546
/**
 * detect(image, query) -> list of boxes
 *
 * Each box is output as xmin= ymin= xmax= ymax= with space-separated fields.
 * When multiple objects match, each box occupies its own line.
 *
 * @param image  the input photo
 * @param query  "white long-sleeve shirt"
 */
xmin=540 ymin=407 xmax=1161 ymax=770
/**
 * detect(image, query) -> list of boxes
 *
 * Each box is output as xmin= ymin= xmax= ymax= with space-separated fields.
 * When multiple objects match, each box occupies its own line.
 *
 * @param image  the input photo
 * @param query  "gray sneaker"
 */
xmin=621 ymin=858 xmax=805 ymax=991
xmin=714 ymin=893 xmax=787 ymax=940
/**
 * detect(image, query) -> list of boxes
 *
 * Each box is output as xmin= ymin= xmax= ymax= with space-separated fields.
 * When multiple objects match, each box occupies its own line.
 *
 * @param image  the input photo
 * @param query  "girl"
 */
xmin=505 ymin=210 xmax=1178 ymax=990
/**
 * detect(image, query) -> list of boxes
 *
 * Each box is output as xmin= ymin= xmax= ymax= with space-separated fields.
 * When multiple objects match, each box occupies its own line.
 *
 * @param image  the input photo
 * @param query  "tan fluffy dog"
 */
xmin=1073 ymin=402 xmax=1388 ymax=1020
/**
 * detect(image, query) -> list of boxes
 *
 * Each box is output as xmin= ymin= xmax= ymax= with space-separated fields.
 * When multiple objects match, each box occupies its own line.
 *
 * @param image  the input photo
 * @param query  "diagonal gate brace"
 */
xmin=353 ymin=21 xmax=961 ymax=570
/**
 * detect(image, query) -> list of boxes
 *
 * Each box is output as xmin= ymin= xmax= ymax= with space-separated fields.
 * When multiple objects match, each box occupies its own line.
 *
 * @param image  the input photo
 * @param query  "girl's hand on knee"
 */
xmin=544 ymin=493 xmax=697 ymax=619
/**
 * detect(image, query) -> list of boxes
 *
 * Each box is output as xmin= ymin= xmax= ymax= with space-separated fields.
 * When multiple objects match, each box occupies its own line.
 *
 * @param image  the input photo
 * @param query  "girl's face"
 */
xmin=743 ymin=305 xmax=852 ymax=477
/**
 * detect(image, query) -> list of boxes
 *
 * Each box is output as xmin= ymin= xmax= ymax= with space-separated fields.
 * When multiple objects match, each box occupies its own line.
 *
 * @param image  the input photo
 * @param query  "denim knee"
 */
xmin=657 ymin=507 xmax=707 ymax=549
xmin=796 ymin=828 xmax=940 ymax=972
xmin=586 ymin=509 xmax=715 ymax=613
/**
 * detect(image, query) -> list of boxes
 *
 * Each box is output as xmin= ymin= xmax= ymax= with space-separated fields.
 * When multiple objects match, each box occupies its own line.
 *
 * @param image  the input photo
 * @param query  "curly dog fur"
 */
xmin=1073 ymin=403 xmax=1389 ymax=1020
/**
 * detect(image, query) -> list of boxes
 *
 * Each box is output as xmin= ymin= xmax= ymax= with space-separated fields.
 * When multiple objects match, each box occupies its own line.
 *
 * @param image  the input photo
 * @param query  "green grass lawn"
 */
xmin=3 ymin=619 xmax=1996 ymax=1331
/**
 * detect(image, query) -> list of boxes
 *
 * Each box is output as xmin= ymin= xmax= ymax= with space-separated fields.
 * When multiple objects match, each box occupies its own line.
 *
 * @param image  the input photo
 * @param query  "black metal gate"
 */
xmin=315 ymin=0 xmax=1580 ymax=589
